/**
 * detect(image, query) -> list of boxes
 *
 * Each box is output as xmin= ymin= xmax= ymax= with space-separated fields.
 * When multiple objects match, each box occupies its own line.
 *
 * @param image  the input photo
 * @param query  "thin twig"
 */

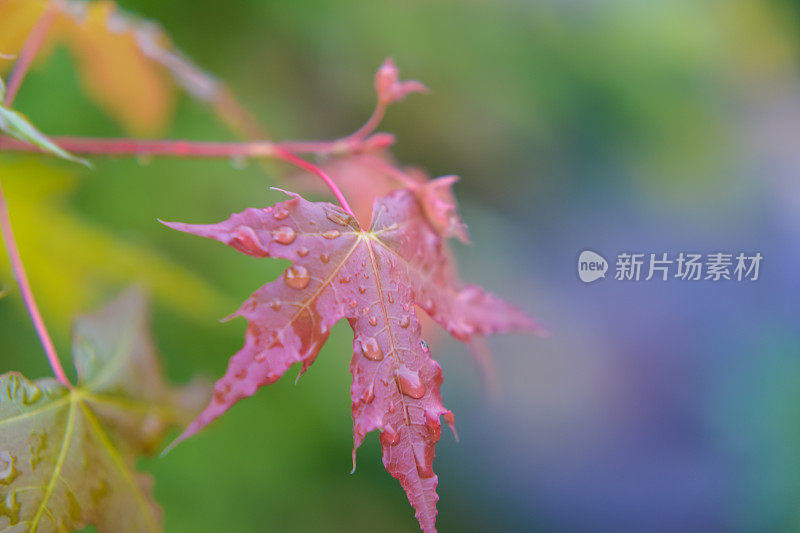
xmin=0 ymin=174 xmax=72 ymax=387
xmin=271 ymin=146 xmax=359 ymax=224
xmin=0 ymin=134 xmax=392 ymax=158
xmin=0 ymin=136 xmax=277 ymax=158
xmin=345 ymin=102 xmax=387 ymax=142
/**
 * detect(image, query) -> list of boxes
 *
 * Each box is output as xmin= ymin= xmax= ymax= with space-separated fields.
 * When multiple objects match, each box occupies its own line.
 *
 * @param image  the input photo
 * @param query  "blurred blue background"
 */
xmin=2 ymin=0 xmax=800 ymax=531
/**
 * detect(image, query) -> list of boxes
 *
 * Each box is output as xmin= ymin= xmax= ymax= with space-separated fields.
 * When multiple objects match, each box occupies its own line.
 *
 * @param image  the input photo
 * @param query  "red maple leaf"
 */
xmin=162 ymin=189 xmax=540 ymax=532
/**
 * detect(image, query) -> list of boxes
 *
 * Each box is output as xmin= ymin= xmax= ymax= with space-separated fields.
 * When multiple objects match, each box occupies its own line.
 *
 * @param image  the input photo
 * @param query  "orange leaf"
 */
xmin=0 ymin=0 xmax=48 ymax=66
xmin=54 ymin=1 xmax=174 ymax=136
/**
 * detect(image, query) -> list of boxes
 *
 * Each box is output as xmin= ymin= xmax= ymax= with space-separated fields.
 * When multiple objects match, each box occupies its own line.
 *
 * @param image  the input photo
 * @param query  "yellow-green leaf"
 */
xmin=0 ymin=289 xmax=207 ymax=532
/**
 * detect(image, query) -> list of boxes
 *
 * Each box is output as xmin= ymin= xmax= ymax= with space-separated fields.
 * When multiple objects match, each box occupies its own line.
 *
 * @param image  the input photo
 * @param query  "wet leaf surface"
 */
xmin=164 ymin=190 xmax=539 ymax=532
xmin=0 ymin=289 xmax=206 ymax=532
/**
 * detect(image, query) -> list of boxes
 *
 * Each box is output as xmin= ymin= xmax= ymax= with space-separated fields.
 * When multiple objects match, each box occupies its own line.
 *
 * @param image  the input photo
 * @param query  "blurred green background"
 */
xmin=2 ymin=0 xmax=800 ymax=531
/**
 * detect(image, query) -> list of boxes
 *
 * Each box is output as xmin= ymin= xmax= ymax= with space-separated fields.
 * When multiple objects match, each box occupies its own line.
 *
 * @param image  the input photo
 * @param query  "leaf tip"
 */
xmin=159 ymin=434 xmax=184 ymax=458
xmin=443 ymin=411 xmax=458 ymax=442
xmin=219 ymin=311 xmax=239 ymax=323
xmin=73 ymin=155 xmax=92 ymax=168
xmin=157 ymin=218 xmax=188 ymax=233
xmin=159 ymin=421 xmax=203 ymax=458
xmin=268 ymin=186 xmax=301 ymax=199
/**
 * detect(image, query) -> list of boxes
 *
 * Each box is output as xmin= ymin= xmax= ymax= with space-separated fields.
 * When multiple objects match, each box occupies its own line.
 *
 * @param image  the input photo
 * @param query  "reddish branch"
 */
xmin=345 ymin=99 xmax=387 ymax=142
xmin=0 ymin=175 xmax=72 ymax=387
xmin=0 ymin=133 xmax=393 ymax=159
xmin=271 ymin=145 xmax=357 ymax=221
xmin=0 ymin=136 xmax=278 ymax=158
xmin=0 ymin=2 xmax=73 ymax=386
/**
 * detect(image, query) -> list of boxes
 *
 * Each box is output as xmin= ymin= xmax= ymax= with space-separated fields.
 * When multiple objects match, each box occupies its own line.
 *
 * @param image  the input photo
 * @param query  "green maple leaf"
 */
xmin=0 ymin=289 xmax=207 ymax=532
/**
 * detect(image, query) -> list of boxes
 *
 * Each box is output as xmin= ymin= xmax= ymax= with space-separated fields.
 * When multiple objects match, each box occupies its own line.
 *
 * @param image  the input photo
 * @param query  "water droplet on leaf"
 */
xmin=325 ymin=207 xmax=353 ymax=227
xmin=284 ymin=265 xmax=310 ymax=290
xmin=28 ymin=432 xmax=46 ymax=469
xmin=380 ymin=425 xmax=400 ymax=446
xmin=413 ymin=444 xmax=435 ymax=478
xmin=0 ymin=489 xmax=19 ymax=525
xmin=360 ymin=383 xmax=375 ymax=404
xmin=272 ymin=226 xmax=296 ymax=244
xmin=21 ymin=382 xmax=41 ymax=405
xmin=358 ymin=336 xmax=383 ymax=361
xmin=397 ymin=369 xmax=426 ymax=399
xmin=273 ymin=206 xmax=290 ymax=220
xmin=0 ymin=451 xmax=18 ymax=484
